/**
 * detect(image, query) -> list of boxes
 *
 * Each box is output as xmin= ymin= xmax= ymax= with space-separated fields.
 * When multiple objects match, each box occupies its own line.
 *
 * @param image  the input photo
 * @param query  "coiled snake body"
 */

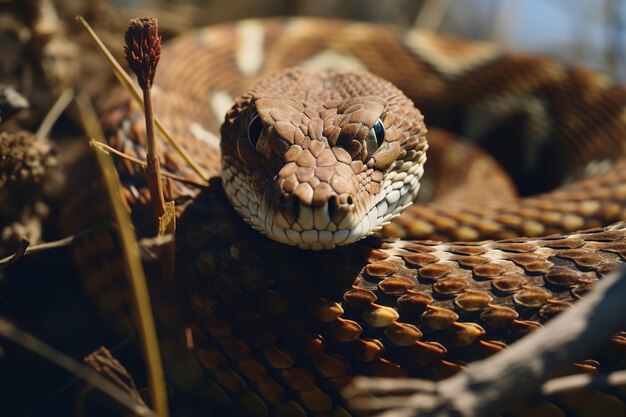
xmin=82 ymin=18 xmax=626 ymax=416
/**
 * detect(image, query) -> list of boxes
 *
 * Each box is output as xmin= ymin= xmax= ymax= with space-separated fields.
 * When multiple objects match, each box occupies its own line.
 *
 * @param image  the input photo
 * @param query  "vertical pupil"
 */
xmin=248 ymin=116 xmax=263 ymax=146
xmin=373 ymin=120 xmax=385 ymax=146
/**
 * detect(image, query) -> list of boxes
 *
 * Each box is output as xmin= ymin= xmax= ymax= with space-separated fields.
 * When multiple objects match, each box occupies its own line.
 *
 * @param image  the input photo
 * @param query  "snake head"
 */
xmin=221 ymin=68 xmax=427 ymax=249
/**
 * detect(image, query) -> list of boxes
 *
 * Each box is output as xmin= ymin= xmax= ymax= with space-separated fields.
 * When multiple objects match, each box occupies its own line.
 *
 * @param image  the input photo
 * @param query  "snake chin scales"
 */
xmin=221 ymin=68 xmax=428 ymax=250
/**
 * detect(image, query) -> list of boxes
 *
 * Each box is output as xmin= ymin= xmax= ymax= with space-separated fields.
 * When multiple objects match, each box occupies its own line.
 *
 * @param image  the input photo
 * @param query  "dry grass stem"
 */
xmin=125 ymin=17 xmax=165 ymax=222
xmin=36 ymin=87 xmax=74 ymax=139
xmin=85 ymin=347 xmax=147 ymax=406
xmin=0 ymin=225 xmax=105 ymax=268
xmin=86 ymin=141 xmax=170 ymax=417
xmin=73 ymin=25 xmax=169 ymax=417
xmin=90 ymin=140 xmax=208 ymax=188
xmin=75 ymin=15 xmax=209 ymax=182
xmin=0 ymin=318 xmax=156 ymax=417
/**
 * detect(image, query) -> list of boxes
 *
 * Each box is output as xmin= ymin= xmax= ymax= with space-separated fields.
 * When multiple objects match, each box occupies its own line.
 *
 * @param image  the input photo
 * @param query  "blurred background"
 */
xmin=100 ymin=0 xmax=626 ymax=82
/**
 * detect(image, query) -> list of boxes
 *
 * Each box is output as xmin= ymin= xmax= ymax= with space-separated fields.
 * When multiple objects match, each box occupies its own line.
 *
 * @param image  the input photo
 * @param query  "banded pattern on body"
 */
xmin=106 ymin=18 xmax=626 ymax=243
xmin=87 ymin=18 xmax=626 ymax=417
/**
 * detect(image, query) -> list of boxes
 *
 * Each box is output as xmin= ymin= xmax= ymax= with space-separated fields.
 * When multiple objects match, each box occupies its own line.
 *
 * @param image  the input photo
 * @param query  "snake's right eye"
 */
xmin=364 ymin=118 xmax=385 ymax=158
xmin=247 ymin=115 xmax=264 ymax=148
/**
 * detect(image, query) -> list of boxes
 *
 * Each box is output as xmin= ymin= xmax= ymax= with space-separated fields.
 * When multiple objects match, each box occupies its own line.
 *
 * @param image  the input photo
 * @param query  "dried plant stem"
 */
xmin=36 ymin=87 xmax=74 ymax=139
xmin=90 ymin=140 xmax=207 ymax=188
xmin=75 ymin=15 xmax=209 ymax=182
xmin=75 ymin=18 xmax=169 ymax=416
xmin=0 ymin=225 xmax=106 ymax=268
xmin=0 ymin=318 xmax=155 ymax=417
xmin=85 ymin=347 xmax=147 ymax=406
xmin=142 ymin=86 xmax=165 ymax=220
xmin=89 ymin=140 xmax=169 ymax=417
xmin=124 ymin=17 xmax=166 ymax=223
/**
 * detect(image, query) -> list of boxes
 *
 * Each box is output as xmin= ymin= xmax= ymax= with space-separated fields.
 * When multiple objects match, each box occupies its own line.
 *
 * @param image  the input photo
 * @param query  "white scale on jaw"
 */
xmin=222 ymin=153 xmax=425 ymax=250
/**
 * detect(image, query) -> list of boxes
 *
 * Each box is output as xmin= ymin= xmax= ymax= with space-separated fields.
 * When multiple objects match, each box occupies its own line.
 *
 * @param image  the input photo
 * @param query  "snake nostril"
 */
xmin=339 ymin=194 xmax=355 ymax=207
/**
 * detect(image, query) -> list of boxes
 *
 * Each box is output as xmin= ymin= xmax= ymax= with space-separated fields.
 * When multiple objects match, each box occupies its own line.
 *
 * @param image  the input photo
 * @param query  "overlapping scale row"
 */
xmin=177 ymin=188 xmax=626 ymax=416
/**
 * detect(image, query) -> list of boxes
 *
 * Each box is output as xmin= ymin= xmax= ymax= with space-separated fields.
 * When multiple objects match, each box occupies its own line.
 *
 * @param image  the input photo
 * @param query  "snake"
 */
xmin=67 ymin=17 xmax=626 ymax=417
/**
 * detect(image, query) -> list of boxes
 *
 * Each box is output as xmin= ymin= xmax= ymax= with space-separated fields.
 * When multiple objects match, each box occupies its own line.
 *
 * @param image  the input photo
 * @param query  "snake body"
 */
xmin=87 ymin=18 xmax=626 ymax=416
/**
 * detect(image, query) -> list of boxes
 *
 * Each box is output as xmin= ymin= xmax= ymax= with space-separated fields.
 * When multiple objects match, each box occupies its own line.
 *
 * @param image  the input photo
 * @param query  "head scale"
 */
xmin=220 ymin=68 xmax=427 ymax=250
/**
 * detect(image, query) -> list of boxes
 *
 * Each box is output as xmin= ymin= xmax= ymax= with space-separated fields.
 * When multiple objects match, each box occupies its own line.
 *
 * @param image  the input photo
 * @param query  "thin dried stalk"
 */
xmin=90 ymin=140 xmax=208 ymax=188
xmin=73 ymin=82 xmax=169 ymax=417
xmin=0 ymin=318 xmax=155 ymax=417
xmin=85 ymin=347 xmax=147 ymax=406
xmin=36 ymin=87 xmax=74 ymax=139
xmin=75 ymin=15 xmax=209 ymax=182
xmin=0 ymin=225 xmax=105 ymax=268
xmin=124 ymin=17 xmax=165 ymax=221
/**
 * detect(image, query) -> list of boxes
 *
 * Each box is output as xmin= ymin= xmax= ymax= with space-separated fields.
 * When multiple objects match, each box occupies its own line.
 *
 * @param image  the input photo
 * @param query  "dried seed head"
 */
xmin=84 ymin=347 xmax=146 ymax=406
xmin=0 ymin=131 xmax=55 ymax=188
xmin=124 ymin=17 xmax=161 ymax=90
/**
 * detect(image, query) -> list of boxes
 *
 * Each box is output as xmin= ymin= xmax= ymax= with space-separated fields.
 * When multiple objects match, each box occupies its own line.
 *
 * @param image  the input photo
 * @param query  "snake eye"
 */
xmin=365 ymin=118 xmax=385 ymax=157
xmin=247 ymin=115 xmax=264 ymax=147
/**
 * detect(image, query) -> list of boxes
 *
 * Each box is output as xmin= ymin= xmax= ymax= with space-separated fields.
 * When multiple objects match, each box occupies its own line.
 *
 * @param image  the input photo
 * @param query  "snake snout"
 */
xmin=269 ymin=183 xmax=361 ymax=250
xmin=275 ymin=187 xmax=358 ymax=228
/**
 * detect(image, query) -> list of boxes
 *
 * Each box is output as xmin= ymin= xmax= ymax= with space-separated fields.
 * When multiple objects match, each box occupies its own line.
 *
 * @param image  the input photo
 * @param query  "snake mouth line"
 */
xmin=222 ymin=161 xmax=423 ymax=250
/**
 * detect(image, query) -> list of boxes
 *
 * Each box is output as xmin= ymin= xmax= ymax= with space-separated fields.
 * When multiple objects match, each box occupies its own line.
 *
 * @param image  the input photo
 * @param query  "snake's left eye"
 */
xmin=247 ymin=115 xmax=264 ymax=148
xmin=365 ymin=118 xmax=385 ymax=157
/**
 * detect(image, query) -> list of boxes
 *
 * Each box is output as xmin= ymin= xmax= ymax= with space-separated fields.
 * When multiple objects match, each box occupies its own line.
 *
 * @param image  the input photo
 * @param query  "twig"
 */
xmin=73 ymin=86 xmax=107 ymax=145
xmin=124 ymin=17 xmax=165 ymax=222
xmin=90 ymin=140 xmax=208 ymax=189
xmin=75 ymin=15 xmax=209 ymax=183
xmin=0 ymin=318 xmax=155 ymax=417
xmin=0 ymin=225 xmax=106 ymax=268
xmin=36 ymin=87 xmax=75 ymax=139
xmin=78 ymin=80 xmax=170 ymax=417
xmin=348 ymin=266 xmax=626 ymax=417
xmin=70 ymin=65 xmax=169 ymax=416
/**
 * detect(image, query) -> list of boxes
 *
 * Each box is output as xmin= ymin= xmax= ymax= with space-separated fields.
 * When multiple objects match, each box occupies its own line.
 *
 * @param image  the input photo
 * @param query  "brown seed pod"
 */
xmin=124 ymin=17 xmax=161 ymax=90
